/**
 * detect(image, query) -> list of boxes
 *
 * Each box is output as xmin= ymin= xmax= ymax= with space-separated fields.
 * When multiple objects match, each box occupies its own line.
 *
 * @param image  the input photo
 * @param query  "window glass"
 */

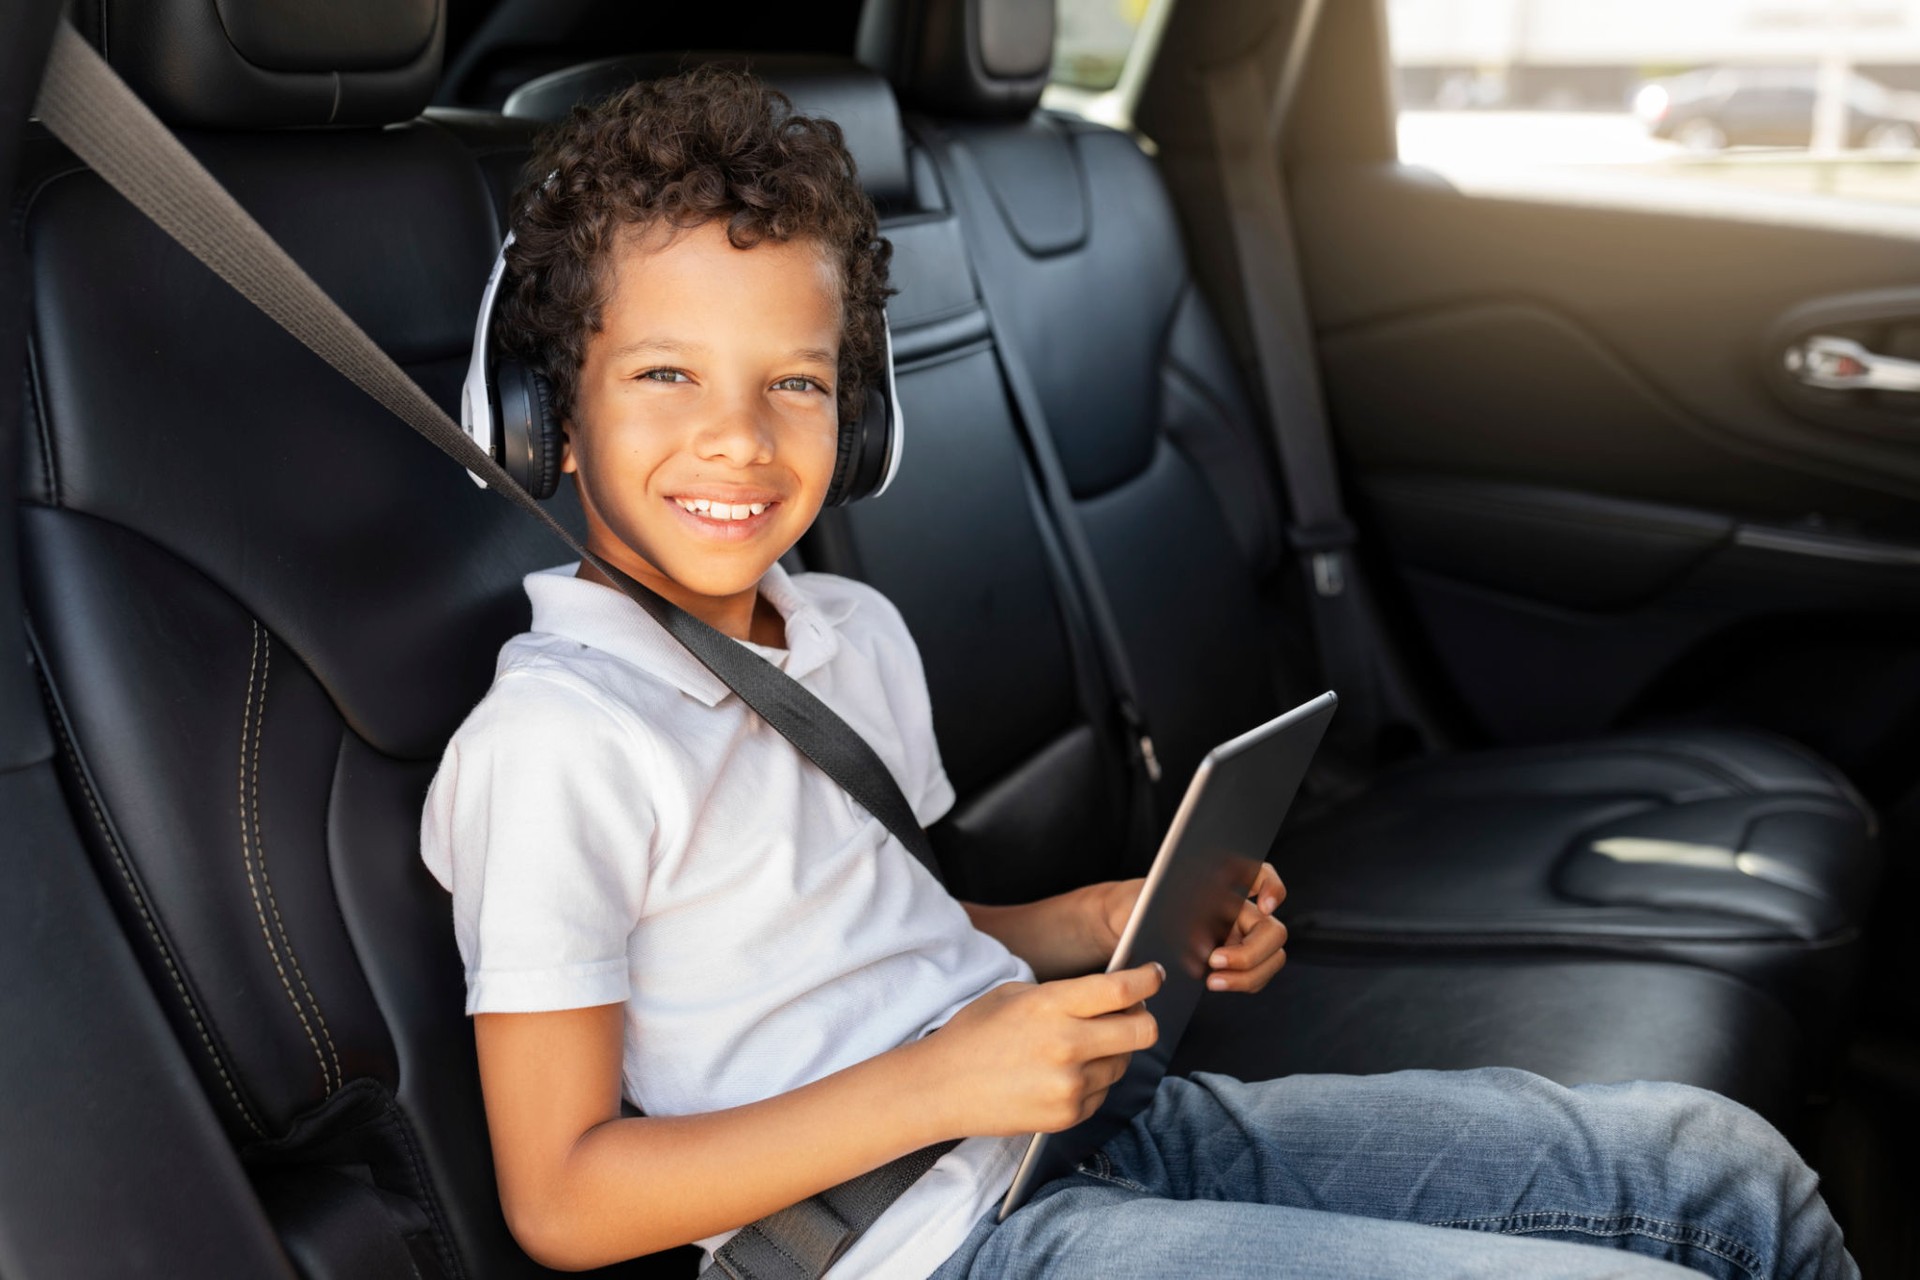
xmin=1387 ymin=0 xmax=1920 ymax=206
xmin=1053 ymin=0 xmax=1154 ymax=92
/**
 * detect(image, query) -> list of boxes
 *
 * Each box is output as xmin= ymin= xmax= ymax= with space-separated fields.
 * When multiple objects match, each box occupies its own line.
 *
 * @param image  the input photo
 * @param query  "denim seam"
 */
xmin=1427 ymin=1209 xmax=1763 ymax=1278
xmin=1072 ymin=1151 xmax=1154 ymax=1195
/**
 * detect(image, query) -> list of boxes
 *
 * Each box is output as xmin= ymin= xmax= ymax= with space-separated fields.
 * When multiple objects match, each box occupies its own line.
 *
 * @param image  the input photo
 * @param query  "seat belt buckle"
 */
xmin=1118 ymin=698 xmax=1164 ymax=783
xmin=1290 ymin=520 xmax=1355 ymax=599
xmin=1310 ymin=551 xmax=1344 ymax=598
xmin=1138 ymin=733 xmax=1163 ymax=784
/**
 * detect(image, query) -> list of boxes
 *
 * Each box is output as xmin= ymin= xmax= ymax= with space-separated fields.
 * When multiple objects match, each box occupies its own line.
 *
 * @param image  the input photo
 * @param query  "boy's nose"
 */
xmin=691 ymin=400 xmax=776 ymax=467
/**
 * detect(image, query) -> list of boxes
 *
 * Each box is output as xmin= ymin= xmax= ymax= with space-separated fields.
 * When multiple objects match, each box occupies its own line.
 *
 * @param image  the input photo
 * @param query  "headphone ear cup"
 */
xmin=825 ymin=388 xmax=892 ymax=508
xmin=526 ymin=369 xmax=562 ymax=500
xmin=824 ymin=393 xmax=867 ymax=509
xmin=494 ymin=360 xmax=565 ymax=500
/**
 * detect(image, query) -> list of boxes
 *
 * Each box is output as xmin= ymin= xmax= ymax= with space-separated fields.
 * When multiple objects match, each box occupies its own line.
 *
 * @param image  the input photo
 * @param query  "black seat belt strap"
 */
xmin=1200 ymin=44 xmax=1388 ymax=756
xmin=34 ymin=21 xmax=945 ymax=1274
xmin=702 ymin=1139 xmax=960 ymax=1279
xmin=915 ymin=119 xmax=1165 ymax=857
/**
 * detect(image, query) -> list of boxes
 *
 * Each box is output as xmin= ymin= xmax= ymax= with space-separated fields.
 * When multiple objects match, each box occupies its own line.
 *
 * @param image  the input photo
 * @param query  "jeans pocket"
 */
xmin=1072 ymin=1148 xmax=1153 ymax=1195
xmin=1073 ymin=1150 xmax=1112 ymax=1179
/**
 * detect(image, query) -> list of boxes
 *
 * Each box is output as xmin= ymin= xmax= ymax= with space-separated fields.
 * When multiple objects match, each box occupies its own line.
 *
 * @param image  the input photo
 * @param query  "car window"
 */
xmin=1388 ymin=0 xmax=1920 ymax=209
xmin=1052 ymin=0 xmax=1152 ymax=92
xmin=1044 ymin=0 xmax=1171 ymax=127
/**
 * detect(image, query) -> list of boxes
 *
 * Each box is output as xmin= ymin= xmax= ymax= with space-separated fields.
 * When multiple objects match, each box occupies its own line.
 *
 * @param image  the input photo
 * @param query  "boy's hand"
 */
xmin=1093 ymin=864 xmax=1289 ymax=995
xmin=1206 ymin=862 xmax=1288 ymax=994
xmin=918 ymin=963 xmax=1164 ymax=1138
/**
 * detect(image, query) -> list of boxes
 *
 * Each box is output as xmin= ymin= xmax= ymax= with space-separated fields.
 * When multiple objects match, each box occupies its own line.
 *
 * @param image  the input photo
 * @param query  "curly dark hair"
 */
xmin=498 ymin=65 xmax=893 ymax=426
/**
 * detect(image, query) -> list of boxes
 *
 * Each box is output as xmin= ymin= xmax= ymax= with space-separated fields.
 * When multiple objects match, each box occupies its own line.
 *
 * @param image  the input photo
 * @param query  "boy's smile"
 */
xmin=561 ymin=219 xmax=843 ymax=641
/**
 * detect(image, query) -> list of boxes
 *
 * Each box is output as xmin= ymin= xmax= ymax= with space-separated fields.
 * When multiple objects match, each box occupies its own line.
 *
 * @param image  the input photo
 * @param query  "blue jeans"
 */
xmin=928 ymin=1069 xmax=1855 ymax=1279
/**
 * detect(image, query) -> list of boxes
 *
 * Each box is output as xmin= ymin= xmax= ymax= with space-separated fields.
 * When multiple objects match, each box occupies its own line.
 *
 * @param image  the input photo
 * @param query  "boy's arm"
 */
xmin=961 ymin=881 xmax=1139 ymax=980
xmin=964 ymin=865 xmax=1290 ymax=989
xmin=477 ymin=1005 xmax=944 ymax=1269
xmin=476 ymin=964 xmax=1161 ymax=1271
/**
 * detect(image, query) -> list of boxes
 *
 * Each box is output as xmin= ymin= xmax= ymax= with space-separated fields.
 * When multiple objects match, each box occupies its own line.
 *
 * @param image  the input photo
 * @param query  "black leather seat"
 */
xmin=4 ymin=5 xmax=1852 ymax=1279
xmin=18 ymin=1 xmax=670 ymax=1275
xmin=853 ymin=0 xmax=1880 ymax=1030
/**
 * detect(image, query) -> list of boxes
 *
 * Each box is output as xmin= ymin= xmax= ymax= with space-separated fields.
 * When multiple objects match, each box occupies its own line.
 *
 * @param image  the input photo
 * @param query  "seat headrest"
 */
xmin=503 ymin=54 xmax=915 ymax=211
xmin=75 ymin=0 xmax=443 ymax=129
xmin=857 ymin=0 xmax=1053 ymax=120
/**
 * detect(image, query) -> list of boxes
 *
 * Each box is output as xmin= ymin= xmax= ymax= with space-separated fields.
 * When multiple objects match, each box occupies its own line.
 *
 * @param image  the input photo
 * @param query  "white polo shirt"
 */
xmin=419 ymin=561 xmax=1030 ymax=1278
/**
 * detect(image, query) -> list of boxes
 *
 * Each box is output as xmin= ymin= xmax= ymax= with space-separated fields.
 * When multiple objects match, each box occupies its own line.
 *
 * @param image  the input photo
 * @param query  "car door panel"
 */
xmin=1299 ymin=163 xmax=1920 ymax=506
xmin=1364 ymin=473 xmax=1920 ymax=784
xmin=1293 ymin=162 xmax=1920 ymax=784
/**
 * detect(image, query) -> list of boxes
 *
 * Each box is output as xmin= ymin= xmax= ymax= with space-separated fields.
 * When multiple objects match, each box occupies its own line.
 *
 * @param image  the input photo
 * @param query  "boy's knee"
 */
xmin=1619 ymin=1080 xmax=1781 ymax=1145
xmin=1587 ymin=1080 xmax=1811 ymax=1189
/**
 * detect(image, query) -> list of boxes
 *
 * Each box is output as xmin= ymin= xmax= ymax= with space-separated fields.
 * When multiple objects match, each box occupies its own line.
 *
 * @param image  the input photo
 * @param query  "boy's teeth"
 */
xmin=675 ymin=497 xmax=771 ymax=520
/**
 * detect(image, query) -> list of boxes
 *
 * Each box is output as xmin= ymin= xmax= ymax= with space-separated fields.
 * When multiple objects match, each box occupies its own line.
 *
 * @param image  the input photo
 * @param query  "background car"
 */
xmin=1637 ymin=65 xmax=1920 ymax=152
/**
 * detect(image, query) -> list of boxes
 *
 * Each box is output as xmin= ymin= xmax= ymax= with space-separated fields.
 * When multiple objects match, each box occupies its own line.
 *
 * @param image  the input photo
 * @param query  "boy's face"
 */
xmin=562 ymin=219 xmax=842 ymax=609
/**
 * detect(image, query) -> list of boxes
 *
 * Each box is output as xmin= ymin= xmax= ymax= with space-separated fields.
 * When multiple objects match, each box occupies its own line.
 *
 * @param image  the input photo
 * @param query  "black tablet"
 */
xmin=997 ymin=691 xmax=1338 ymax=1220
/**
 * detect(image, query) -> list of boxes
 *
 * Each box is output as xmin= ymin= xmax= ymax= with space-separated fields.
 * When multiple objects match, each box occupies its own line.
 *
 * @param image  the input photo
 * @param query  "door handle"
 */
xmin=1784 ymin=333 xmax=1920 ymax=392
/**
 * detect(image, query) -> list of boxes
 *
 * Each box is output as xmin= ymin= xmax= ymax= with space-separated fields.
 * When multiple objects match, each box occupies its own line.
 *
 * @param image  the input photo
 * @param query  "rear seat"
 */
xmin=503 ymin=27 xmax=1875 ymax=1023
xmin=5 ymin=3 xmax=1857 ymax=1278
xmin=503 ymin=50 xmax=1807 ymax=1099
xmin=851 ymin=0 xmax=1881 ymax=1029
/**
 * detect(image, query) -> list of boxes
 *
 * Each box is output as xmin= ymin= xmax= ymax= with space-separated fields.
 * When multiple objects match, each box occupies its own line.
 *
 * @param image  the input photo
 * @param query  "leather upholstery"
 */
xmin=21 ymin=123 xmax=529 ymax=761
xmin=1279 ymin=728 xmax=1876 ymax=1017
xmin=913 ymin=106 xmax=1880 ymax=1014
xmin=805 ymin=166 xmax=1140 ymax=902
xmin=504 ymin=55 xmax=917 ymax=211
xmin=1172 ymin=956 xmax=1804 ymax=1127
xmin=74 ymin=0 xmax=442 ymax=128
xmin=16 ymin=117 xmax=663 ymax=1277
xmin=858 ymin=0 xmax=1054 ymax=119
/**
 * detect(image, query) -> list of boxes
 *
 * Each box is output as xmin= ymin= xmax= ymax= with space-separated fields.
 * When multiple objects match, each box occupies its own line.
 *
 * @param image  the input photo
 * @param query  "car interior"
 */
xmin=1 ymin=0 xmax=1917 ymax=1275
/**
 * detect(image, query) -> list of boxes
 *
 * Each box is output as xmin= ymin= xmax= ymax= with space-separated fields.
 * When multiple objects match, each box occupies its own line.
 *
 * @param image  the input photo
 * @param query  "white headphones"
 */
xmin=458 ymin=231 xmax=905 ymax=505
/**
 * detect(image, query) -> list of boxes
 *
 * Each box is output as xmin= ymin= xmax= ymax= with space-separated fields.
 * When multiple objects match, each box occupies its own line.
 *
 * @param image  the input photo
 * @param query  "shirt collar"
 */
xmin=522 ymin=560 xmax=852 ymax=706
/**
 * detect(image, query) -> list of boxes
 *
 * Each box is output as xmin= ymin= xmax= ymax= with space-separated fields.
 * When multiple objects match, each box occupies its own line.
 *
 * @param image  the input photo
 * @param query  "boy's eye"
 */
xmin=639 ymin=368 xmax=691 ymax=383
xmin=773 ymin=376 xmax=828 ymax=394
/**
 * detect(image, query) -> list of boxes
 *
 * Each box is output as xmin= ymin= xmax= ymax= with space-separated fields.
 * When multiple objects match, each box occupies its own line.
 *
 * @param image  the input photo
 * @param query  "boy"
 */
xmin=421 ymin=69 xmax=1854 ymax=1278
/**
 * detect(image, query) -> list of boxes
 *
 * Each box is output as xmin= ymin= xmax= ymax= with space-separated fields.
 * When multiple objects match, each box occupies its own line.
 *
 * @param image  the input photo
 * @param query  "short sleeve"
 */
xmin=420 ymin=673 xmax=655 ymax=1015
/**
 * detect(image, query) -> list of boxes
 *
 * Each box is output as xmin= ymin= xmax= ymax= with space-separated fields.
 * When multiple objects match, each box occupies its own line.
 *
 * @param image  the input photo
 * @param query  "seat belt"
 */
xmin=1200 ymin=50 xmax=1391 ymax=763
xmin=914 ymin=119 xmax=1165 ymax=858
xmin=34 ymin=21 xmax=945 ymax=1277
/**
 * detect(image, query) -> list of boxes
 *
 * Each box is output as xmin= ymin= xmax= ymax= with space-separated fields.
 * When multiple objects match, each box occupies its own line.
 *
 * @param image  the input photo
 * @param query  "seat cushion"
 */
xmin=1280 ymin=728 xmax=1878 ymax=1019
xmin=1170 ymin=954 xmax=1805 ymax=1127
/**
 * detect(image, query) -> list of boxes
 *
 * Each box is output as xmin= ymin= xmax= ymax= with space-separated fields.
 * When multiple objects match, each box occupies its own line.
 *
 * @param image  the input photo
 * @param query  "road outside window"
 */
xmin=1389 ymin=0 xmax=1920 ymax=207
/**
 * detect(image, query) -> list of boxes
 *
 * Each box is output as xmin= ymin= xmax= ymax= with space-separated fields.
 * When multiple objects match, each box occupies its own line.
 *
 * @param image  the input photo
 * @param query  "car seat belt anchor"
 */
xmin=1118 ymin=697 xmax=1164 ymax=783
xmin=1290 ymin=520 xmax=1355 ymax=598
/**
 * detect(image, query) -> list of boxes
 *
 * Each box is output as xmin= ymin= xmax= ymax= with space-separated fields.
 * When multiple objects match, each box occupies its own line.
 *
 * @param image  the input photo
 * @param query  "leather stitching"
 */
xmin=241 ymin=621 xmax=341 ymax=1096
xmin=253 ymin=629 xmax=343 ymax=1093
xmin=37 ymin=666 xmax=266 ymax=1137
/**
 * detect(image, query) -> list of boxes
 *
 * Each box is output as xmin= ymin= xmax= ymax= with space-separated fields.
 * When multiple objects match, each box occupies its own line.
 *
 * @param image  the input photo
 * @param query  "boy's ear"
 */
xmin=559 ymin=420 xmax=576 ymax=474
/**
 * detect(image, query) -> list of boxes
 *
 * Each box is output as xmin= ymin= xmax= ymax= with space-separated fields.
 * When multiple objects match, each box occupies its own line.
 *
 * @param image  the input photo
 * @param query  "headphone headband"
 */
xmin=458 ymin=231 xmax=517 ymax=490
